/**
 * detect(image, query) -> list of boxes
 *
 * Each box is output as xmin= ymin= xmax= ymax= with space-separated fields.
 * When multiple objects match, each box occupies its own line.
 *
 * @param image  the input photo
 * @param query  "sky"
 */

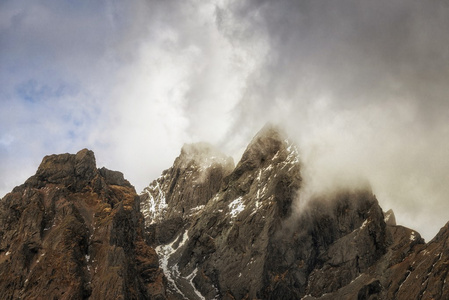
xmin=1 ymin=0 xmax=449 ymax=241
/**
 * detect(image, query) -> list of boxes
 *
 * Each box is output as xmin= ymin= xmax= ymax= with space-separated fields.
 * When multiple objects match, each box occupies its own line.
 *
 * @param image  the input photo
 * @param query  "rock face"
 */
xmin=0 ymin=149 xmax=166 ymax=300
xmin=141 ymin=142 xmax=235 ymax=246
xmin=2 ymin=126 xmax=449 ymax=299
xmin=140 ymin=125 xmax=449 ymax=300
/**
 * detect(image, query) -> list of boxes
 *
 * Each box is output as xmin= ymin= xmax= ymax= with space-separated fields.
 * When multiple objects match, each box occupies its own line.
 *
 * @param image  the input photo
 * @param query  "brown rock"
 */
xmin=0 ymin=149 xmax=166 ymax=300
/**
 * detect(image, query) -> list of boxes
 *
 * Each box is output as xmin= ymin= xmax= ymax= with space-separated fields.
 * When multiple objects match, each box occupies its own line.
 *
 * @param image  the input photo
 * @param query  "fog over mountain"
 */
xmin=1 ymin=0 xmax=449 ymax=240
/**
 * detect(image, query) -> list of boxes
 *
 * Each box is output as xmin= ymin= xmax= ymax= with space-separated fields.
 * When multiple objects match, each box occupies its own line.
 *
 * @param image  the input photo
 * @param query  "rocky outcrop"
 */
xmin=0 ymin=149 xmax=166 ymax=300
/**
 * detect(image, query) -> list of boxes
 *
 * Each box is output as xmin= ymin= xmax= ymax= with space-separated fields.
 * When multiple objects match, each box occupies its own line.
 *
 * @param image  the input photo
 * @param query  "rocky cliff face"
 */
xmin=0 ymin=149 xmax=166 ymax=300
xmin=141 ymin=142 xmax=234 ymax=246
xmin=140 ymin=125 xmax=449 ymax=300
xmin=2 ymin=126 xmax=449 ymax=300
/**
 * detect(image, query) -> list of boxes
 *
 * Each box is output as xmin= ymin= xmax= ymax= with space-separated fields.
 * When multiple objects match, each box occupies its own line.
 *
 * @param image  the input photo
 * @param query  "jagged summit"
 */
xmin=140 ymin=124 xmax=301 ymax=230
xmin=237 ymin=124 xmax=288 ymax=167
xmin=231 ymin=123 xmax=300 ymax=180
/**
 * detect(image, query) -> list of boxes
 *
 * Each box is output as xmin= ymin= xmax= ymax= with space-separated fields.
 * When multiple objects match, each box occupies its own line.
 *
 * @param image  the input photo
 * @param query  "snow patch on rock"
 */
xmin=228 ymin=197 xmax=245 ymax=219
xmin=156 ymin=231 xmax=190 ymax=298
xmin=141 ymin=179 xmax=167 ymax=226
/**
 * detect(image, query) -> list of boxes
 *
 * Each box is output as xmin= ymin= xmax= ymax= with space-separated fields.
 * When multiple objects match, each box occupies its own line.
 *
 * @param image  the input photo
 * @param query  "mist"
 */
xmin=1 ymin=0 xmax=449 ymax=240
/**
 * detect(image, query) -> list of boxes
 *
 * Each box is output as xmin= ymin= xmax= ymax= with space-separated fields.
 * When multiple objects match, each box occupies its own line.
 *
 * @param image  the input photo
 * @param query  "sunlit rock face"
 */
xmin=141 ymin=125 xmax=449 ymax=300
xmin=0 ymin=149 xmax=166 ymax=300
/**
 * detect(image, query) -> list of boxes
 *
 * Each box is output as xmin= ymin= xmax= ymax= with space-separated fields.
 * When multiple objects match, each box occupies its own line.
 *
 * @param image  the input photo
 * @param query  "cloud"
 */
xmin=219 ymin=0 xmax=449 ymax=240
xmin=1 ymin=0 xmax=449 ymax=240
xmin=86 ymin=1 xmax=261 ymax=191
xmin=0 ymin=0 xmax=256 ymax=194
xmin=0 ymin=0 xmax=119 ymax=193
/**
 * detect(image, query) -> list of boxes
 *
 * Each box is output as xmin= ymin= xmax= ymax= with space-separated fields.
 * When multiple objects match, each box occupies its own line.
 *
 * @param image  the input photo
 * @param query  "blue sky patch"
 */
xmin=16 ymin=79 xmax=77 ymax=104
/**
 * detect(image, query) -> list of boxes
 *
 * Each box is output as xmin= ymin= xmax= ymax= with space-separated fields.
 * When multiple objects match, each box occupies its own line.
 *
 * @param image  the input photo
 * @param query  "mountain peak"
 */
xmin=245 ymin=123 xmax=286 ymax=154
xmin=22 ymin=148 xmax=98 ymax=192
xmin=0 ymin=149 xmax=165 ymax=299
xmin=4 ymin=127 xmax=449 ymax=300
xmin=252 ymin=122 xmax=285 ymax=139
xmin=141 ymin=142 xmax=235 ymax=231
xmin=233 ymin=123 xmax=298 ymax=177
xmin=177 ymin=142 xmax=234 ymax=171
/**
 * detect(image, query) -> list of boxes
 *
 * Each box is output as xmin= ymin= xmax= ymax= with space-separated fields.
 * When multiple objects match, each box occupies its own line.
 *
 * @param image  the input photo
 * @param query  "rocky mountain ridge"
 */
xmin=1 ymin=125 xmax=449 ymax=299
xmin=140 ymin=125 xmax=449 ymax=300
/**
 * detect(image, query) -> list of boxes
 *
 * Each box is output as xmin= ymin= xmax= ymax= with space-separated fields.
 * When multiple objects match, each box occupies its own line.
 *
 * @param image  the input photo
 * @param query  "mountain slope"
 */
xmin=140 ymin=125 xmax=449 ymax=300
xmin=2 ymin=125 xmax=449 ymax=299
xmin=0 ymin=149 xmax=166 ymax=299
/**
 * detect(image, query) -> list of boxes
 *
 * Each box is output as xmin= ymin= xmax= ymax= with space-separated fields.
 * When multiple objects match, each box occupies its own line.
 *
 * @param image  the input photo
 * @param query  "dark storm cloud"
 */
xmin=221 ymin=0 xmax=449 ymax=124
